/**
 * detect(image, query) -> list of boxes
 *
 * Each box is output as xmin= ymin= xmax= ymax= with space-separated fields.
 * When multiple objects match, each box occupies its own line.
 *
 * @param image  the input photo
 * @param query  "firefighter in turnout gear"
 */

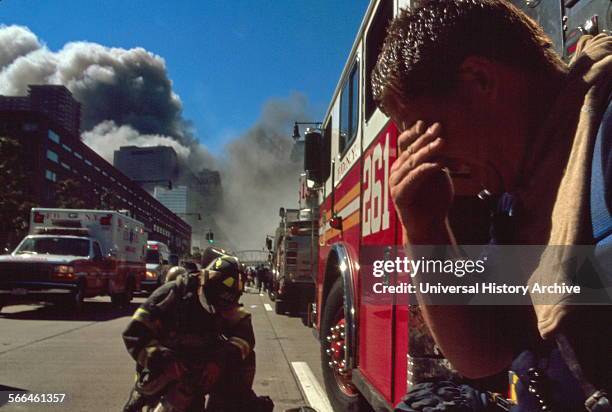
xmin=122 ymin=254 xmax=273 ymax=412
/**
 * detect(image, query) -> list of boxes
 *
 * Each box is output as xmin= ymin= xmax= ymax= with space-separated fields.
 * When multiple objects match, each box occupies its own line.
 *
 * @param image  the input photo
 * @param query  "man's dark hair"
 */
xmin=372 ymin=0 xmax=567 ymax=115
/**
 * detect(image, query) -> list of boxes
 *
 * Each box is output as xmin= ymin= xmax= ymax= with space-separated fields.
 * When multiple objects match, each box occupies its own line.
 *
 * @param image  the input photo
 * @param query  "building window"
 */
xmin=47 ymin=130 xmax=60 ymax=143
xmin=45 ymin=170 xmax=57 ymax=182
xmin=61 ymin=162 xmax=70 ymax=170
xmin=46 ymin=149 xmax=59 ymax=163
xmin=94 ymin=166 xmax=101 ymax=172
xmin=62 ymin=144 xmax=72 ymax=153
xmin=84 ymin=159 xmax=92 ymax=166
xmin=23 ymin=122 xmax=38 ymax=132
xmin=74 ymin=152 xmax=83 ymax=160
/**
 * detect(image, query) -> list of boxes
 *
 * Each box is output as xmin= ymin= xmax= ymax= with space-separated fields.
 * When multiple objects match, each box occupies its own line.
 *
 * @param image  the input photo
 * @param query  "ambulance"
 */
xmin=0 ymin=208 xmax=147 ymax=311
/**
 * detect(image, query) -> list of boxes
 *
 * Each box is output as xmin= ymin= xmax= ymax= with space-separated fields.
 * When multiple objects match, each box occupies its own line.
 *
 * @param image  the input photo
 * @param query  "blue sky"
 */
xmin=2 ymin=0 xmax=370 ymax=154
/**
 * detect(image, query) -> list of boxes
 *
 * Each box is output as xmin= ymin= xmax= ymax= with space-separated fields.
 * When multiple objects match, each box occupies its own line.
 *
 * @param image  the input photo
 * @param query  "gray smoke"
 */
xmin=82 ymin=121 xmax=192 ymax=162
xmin=0 ymin=25 xmax=310 ymax=251
xmin=0 ymin=25 xmax=215 ymax=170
xmin=214 ymin=94 xmax=309 ymax=250
xmin=0 ymin=25 xmax=40 ymax=69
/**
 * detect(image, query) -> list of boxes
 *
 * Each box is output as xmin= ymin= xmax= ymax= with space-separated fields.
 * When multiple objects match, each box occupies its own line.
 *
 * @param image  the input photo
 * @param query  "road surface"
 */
xmin=0 ymin=289 xmax=332 ymax=411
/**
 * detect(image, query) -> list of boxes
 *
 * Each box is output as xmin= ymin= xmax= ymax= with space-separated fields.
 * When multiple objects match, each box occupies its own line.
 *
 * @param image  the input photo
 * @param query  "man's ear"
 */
xmin=457 ymin=56 xmax=499 ymax=100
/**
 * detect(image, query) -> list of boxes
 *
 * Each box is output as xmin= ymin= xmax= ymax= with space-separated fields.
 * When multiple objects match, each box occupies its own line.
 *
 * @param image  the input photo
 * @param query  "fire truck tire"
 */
xmin=321 ymin=279 xmax=371 ymax=412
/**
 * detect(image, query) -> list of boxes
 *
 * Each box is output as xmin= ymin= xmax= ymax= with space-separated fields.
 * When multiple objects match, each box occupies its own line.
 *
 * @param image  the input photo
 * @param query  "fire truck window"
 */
xmin=339 ymin=64 xmax=359 ymax=155
xmin=350 ymin=67 xmax=358 ymax=138
xmin=365 ymin=0 xmax=393 ymax=121
xmin=340 ymin=80 xmax=350 ymax=153
xmin=321 ymin=119 xmax=332 ymax=182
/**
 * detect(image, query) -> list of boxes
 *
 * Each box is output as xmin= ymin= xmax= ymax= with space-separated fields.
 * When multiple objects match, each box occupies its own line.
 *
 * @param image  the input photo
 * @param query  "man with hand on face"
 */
xmin=372 ymin=0 xmax=611 ymax=410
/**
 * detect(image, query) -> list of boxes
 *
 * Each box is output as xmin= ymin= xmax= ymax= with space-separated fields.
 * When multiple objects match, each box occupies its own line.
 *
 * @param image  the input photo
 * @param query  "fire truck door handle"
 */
xmin=383 ymin=247 xmax=392 ymax=286
xmin=383 ymin=271 xmax=391 ymax=286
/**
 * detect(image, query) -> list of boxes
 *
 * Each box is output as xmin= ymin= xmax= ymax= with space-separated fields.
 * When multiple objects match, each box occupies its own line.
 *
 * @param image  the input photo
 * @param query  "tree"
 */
xmin=95 ymin=186 xmax=124 ymax=210
xmin=55 ymin=179 xmax=88 ymax=209
xmin=0 ymin=136 xmax=36 ymax=250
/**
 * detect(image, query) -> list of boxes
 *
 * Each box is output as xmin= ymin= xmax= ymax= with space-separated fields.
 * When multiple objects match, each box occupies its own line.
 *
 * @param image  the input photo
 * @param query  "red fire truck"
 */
xmin=298 ymin=1 xmax=495 ymax=410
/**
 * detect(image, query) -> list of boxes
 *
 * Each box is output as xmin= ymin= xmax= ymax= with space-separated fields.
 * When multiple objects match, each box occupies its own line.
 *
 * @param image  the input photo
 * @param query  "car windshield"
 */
xmin=146 ymin=249 xmax=160 ymax=264
xmin=15 ymin=237 xmax=90 ymax=257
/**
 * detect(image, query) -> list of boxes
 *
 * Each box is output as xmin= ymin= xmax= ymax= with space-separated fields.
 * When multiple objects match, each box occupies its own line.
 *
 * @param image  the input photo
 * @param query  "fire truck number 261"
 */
xmin=362 ymin=133 xmax=391 ymax=237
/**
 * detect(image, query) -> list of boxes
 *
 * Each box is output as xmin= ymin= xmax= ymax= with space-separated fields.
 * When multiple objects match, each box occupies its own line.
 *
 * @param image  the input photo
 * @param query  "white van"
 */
xmin=142 ymin=241 xmax=171 ymax=292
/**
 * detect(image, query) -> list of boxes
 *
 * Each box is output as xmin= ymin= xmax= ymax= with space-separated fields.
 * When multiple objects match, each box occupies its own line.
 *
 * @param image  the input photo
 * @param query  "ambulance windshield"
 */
xmin=15 ymin=237 xmax=90 ymax=257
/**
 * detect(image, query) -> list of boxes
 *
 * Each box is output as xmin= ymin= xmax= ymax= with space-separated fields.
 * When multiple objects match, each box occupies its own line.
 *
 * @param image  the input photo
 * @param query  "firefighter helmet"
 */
xmin=199 ymin=255 xmax=244 ymax=310
xmin=165 ymin=266 xmax=187 ymax=283
xmin=201 ymin=246 xmax=227 ymax=269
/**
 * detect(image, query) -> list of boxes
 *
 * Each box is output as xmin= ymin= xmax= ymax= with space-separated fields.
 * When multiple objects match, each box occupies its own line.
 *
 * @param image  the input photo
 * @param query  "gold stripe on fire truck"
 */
xmin=322 ymin=210 xmax=360 ymax=243
xmin=323 ymin=183 xmax=360 ymax=222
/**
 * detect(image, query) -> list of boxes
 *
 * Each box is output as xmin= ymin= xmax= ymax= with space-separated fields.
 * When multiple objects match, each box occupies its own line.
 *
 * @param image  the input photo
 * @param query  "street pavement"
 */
xmin=0 ymin=289 xmax=329 ymax=411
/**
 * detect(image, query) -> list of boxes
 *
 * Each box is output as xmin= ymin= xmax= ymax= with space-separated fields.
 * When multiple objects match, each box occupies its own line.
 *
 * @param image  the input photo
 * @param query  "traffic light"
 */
xmin=206 ymin=230 xmax=214 ymax=244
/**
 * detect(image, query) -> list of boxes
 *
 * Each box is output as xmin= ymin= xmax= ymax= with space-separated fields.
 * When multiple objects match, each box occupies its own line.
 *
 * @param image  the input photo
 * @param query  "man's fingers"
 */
xmin=398 ymin=120 xmax=426 ymax=152
xmin=389 ymin=137 xmax=444 ymax=186
xmin=398 ymin=121 xmax=440 ymax=153
xmin=390 ymin=162 xmax=447 ymax=204
xmin=391 ymin=129 xmax=443 ymax=175
xmin=408 ymin=124 xmax=442 ymax=156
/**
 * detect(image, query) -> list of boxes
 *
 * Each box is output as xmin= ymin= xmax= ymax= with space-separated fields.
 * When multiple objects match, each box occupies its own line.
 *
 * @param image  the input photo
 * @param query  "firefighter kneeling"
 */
xmin=122 ymin=255 xmax=273 ymax=412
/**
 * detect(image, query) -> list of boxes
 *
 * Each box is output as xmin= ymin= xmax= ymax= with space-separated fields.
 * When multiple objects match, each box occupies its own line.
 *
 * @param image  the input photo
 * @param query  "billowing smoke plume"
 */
xmin=214 ymin=94 xmax=309 ymax=250
xmin=0 ymin=26 xmax=40 ymax=68
xmin=0 ymin=25 xmax=215 ymax=169
xmin=1 ymin=25 xmax=310 ymax=251
xmin=82 ymin=121 xmax=191 ymax=162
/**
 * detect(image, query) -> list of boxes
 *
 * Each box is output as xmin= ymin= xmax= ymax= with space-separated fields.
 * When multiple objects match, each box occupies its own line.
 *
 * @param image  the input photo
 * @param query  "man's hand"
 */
xmin=390 ymin=121 xmax=454 ymax=243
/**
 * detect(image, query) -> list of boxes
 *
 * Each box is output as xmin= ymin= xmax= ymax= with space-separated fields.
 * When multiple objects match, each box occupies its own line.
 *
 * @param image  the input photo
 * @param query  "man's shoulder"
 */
xmin=219 ymin=305 xmax=251 ymax=324
xmin=140 ymin=282 xmax=179 ymax=312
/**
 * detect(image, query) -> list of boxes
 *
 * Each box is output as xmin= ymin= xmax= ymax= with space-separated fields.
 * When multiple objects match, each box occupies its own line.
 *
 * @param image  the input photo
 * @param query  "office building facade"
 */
xmin=0 ymin=85 xmax=191 ymax=254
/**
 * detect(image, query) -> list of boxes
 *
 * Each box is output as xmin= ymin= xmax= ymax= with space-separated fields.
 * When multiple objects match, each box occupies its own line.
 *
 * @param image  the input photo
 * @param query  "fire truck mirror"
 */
xmin=304 ymin=129 xmax=323 ymax=185
xmin=266 ymin=237 xmax=273 ymax=251
xmin=107 ymin=248 xmax=118 ymax=258
xmin=279 ymin=207 xmax=286 ymax=218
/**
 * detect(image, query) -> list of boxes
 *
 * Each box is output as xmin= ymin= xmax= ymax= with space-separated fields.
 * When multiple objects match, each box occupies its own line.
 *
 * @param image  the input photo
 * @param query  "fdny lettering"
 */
xmin=337 ymin=145 xmax=359 ymax=176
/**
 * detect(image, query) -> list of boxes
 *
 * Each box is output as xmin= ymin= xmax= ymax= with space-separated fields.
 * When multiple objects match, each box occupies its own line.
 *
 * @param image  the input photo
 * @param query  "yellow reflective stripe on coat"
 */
xmin=508 ymin=371 xmax=519 ymax=403
xmin=228 ymin=336 xmax=251 ymax=360
xmin=132 ymin=308 xmax=158 ymax=332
